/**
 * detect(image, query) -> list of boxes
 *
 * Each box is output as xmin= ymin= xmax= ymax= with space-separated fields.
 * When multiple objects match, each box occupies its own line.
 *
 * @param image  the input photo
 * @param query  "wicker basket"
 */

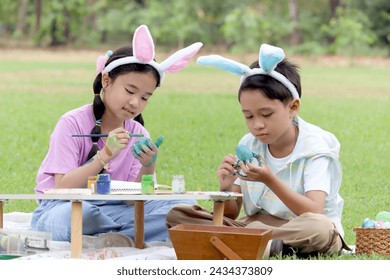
xmin=354 ymin=227 xmax=390 ymax=256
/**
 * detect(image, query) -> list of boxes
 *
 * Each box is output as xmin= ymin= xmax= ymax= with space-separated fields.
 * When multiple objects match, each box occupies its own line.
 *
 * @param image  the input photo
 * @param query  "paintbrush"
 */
xmin=72 ymin=133 xmax=144 ymax=138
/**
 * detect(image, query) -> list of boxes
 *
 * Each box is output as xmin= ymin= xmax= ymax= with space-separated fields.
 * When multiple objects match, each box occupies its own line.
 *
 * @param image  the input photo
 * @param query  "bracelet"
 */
xmin=96 ymin=150 xmax=110 ymax=170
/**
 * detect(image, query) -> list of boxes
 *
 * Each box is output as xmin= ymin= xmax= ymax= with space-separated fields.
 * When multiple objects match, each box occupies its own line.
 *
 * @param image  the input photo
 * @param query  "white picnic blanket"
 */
xmin=2 ymin=212 xmax=177 ymax=260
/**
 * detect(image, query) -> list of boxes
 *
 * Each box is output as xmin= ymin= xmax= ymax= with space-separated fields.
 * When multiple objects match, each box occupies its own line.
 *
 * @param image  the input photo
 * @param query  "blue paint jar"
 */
xmin=97 ymin=174 xmax=111 ymax=194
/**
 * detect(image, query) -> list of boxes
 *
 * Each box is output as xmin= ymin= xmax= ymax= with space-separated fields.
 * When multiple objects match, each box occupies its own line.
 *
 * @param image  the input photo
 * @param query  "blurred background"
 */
xmin=0 ymin=0 xmax=389 ymax=56
xmin=1 ymin=1 xmax=389 ymax=247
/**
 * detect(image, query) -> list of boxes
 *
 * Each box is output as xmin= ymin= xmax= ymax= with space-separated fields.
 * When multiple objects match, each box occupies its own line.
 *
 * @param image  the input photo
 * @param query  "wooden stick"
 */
xmin=134 ymin=200 xmax=145 ymax=249
xmin=212 ymin=200 xmax=225 ymax=226
xmin=210 ymin=236 xmax=242 ymax=260
xmin=71 ymin=201 xmax=83 ymax=258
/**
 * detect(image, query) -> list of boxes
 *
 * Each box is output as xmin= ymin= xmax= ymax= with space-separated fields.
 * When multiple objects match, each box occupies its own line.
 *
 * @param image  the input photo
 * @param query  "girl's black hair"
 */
xmin=86 ymin=46 xmax=160 ymax=162
xmin=238 ymin=59 xmax=301 ymax=103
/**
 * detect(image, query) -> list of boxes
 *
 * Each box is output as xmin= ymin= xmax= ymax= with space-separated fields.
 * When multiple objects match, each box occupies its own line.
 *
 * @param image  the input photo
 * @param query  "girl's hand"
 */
xmin=131 ymin=138 xmax=159 ymax=167
xmin=103 ymin=128 xmax=130 ymax=159
xmin=217 ymin=154 xmax=239 ymax=191
xmin=238 ymin=161 xmax=275 ymax=184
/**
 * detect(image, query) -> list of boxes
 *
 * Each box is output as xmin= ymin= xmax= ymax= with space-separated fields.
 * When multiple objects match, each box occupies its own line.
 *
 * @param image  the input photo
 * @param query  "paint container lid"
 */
xmin=97 ymin=174 xmax=110 ymax=181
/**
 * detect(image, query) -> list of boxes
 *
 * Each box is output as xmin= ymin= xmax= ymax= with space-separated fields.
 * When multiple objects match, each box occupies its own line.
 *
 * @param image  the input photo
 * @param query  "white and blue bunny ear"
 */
xmin=259 ymin=44 xmax=285 ymax=73
xmin=196 ymin=43 xmax=299 ymax=100
xmin=196 ymin=55 xmax=250 ymax=76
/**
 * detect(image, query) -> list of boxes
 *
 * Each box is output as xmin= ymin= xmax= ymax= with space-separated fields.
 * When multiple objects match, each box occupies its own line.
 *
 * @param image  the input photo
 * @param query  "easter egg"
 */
xmin=375 ymin=211 xmax=390 ymax=222
xmin=375 ymin=221 xmax=384 ymax=229
xmin=362 ymin=218 xmax=375 ymax=228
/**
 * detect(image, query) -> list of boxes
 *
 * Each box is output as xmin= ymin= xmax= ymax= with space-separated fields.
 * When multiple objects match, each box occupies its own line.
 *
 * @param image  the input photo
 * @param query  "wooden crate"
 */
xmin=169 ymin=224 xmax=272 ymax=260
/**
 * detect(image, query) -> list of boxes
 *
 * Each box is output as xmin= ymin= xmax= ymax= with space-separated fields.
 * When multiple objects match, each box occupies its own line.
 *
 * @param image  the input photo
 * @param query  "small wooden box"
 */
xmin=169 ymin=224 xmax=272 ymax=260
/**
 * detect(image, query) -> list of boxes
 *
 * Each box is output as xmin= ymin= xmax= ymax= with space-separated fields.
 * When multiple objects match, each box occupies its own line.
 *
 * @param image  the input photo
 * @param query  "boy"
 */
xmin=166 ymin=44 xmax=350 ymax=258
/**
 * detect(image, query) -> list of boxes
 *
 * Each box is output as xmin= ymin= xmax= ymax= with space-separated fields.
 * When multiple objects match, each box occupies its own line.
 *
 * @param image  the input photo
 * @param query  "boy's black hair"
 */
xmin=86 ymin=46 xmax=160 ymax=162
xmin=238 ymin=59 xmax=301 ymax=103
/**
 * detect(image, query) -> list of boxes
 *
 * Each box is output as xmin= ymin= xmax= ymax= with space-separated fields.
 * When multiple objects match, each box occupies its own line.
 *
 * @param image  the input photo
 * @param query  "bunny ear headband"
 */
xmin=96 ymin=25 xmax=203 ymax=85
xmin=196 ymin=44 xmax=299 ymax=99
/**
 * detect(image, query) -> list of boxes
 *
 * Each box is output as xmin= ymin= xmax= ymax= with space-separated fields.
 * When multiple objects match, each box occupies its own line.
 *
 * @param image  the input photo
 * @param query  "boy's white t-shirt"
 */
xmin=236 ymin=117 xmax=344 ymax=237
xmin=265 ymin=146 xmax=331 ymax=195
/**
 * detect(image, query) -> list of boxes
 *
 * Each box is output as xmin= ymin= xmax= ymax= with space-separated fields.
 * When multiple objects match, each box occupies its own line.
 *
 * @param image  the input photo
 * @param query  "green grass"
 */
xmin=0 ymin=51 xmax=389 ymax=260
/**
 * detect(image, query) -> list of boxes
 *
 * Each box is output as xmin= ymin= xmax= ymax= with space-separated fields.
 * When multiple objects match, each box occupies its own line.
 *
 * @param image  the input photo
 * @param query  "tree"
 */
xmin=329 ymin=0 xmax=341 ymax=18
xmin=35 ymin=0 xmax=42 ymax=32
xmin=14 ymin=0 xmax=29 ymax=38
xmin=288 ymin=0 xmax=302 ymax=45
xmin=0 ymin=0 xmax=388 ymax=55
xmin=322 ymin=5 xmax=376 ymax=55
xmin=352 ymin=0 xmax=390 ymax=54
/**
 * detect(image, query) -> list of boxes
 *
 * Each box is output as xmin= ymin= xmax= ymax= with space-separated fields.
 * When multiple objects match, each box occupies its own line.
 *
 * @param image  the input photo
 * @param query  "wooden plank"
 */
xmin=0 ymin=192 xmax=241 ymax=202
xmin=134 ymin=200 xmax=144 ymax=249
xmin=71 ymin=201 xmax=82 ymax=258
xmin=210 ymin=236 xmax=242 ymax=260
xmin=212 ymin=201 xmax=224 ymax=225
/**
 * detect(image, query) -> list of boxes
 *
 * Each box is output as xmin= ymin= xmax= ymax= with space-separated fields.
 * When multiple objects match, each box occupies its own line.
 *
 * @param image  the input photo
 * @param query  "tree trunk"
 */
xmin=135 ymin=0 xmax=146 ymax=6
xmin=85 ymin=0 xmax=97 ymax=33
xmin=288 ymin=0 xmax=301 ymax=45
xmin=15 ymin=0 xmax=29 ymax=36
xmin=35 ymin=0 xmax=42 ymax=32
xmin=50 ymin=19 xmax=62 ymax=46
xmin=63 ymin=9 xmax=71 ymax=42
xmin=327 ymin=0 xmax=342 ymax=44
xmin=329 ymin=0 xmax=341 ymax=19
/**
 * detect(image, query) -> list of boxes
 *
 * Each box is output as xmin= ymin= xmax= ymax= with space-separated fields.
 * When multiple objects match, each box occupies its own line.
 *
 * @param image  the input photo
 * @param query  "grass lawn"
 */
xmin=0 ymin=49 xmax=389 ymax=260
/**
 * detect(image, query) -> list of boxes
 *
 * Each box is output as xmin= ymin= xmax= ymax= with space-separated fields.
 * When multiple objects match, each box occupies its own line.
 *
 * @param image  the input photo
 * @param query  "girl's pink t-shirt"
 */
xmin=35 ymin=104 xmax=149 ymax=194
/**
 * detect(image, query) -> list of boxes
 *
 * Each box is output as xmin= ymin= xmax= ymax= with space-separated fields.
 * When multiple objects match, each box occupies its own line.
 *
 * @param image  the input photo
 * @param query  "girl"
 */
xmin=167 ymin=44 xmax=350 ymax=258
xmin=31 ymin=25 xmax=202 ymax=246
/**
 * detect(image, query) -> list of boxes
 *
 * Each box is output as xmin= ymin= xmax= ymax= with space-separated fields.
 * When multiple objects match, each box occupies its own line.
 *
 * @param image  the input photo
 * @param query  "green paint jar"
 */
xmin=141 ymin=175 xmax=154 ymax=194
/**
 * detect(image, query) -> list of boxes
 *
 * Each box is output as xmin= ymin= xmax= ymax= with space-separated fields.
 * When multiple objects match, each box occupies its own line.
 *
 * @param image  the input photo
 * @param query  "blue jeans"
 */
xmin=31 ymin=199 xmax=196 ymax=242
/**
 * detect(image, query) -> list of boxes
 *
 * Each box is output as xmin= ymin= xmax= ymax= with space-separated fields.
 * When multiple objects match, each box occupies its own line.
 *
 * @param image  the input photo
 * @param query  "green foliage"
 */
xmin=221 ymin=3 xmax=291 ymax=52
xmin=351 ymin=0 xmax=390 ymax=48
xmin=34 ymin=0 xmax=88 ymax=46
xmin=135 ymin=0 xmax=204 ymax=47
xmin=93 ymin=1 xmax=141 ymax=41
xmin=321 ymin=7 xmax=377 ymax=55
xmin=289 ymin=41 xmax=327 ymax=56
xmin=0 ymin=0 xmax=18 ymax=33
xmin=1 ymin=0 xmax=389 ymax=55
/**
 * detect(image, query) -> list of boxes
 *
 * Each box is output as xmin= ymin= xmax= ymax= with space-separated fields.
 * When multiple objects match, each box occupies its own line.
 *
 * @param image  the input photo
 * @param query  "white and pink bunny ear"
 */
xmin=160 ymin=42 xmax=203 ymax=73
xmin=96 ymin=50 xmax=113 ymax=73
xmin=132 ymin=25 xmax=155 ymax=62
xmin=102 ymin=25 xmax=203 ymax=85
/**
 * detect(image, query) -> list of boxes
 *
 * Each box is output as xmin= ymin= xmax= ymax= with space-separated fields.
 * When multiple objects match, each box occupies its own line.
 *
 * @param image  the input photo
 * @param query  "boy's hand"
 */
xmin=238 ymin=161 xmax=274 ymax=184
xmin=217 ymin=154 xmax=239 ymax=191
